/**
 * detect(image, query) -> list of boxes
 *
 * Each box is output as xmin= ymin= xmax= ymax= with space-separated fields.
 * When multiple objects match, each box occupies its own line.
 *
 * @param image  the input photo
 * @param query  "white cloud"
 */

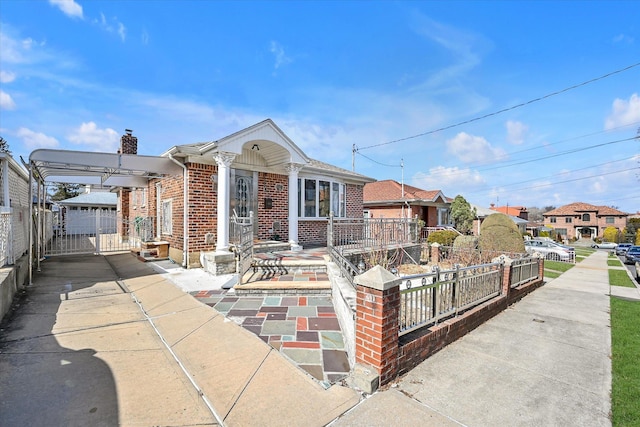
xmin=410 ymin=13 xmax=491 ymax=90
xmin=117 ymin=22 xmax=126 ymax=42
xmin=49 ymin=0 xmax=84 ymax=19
xmin=94 ymin=13 xmax=127 ymax=42
xmin=141 ymin=30 xmax=149 ymax=45
xmin=270 ymin=41 xmax=292 ymax=70
xmin=68 ymin=122 xmax=119 ymax=151
xmin=446 ymin=132 xmax=507 ymax=163
xmin=412 ymin=166 xmax=485 ymax=194
xmin=605 ymin=93 xmax=640 ymax=130
xmin=505 ymin=120 xmax=528 ymax=145
xmin=17 ymin=127 xmax=59 ymax=149
xmin=0 ymin=71 xmax=16 ymax=83
xmin=0 ymin=90 xmax=16 ymax=110
xmin=613 ymin=34 xmax=634 ymax=44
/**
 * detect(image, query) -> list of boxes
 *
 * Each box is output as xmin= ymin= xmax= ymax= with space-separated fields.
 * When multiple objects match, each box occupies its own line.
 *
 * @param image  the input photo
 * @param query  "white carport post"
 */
xmin=214 ymin=152 xmax=236 ymax=253
xmin=286 ymin=163 xmax=303 ymax=250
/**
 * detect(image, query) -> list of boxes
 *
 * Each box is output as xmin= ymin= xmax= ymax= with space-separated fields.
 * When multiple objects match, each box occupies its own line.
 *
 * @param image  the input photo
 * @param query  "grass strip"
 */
xmin=609 ymin=269 xmax=636 ymax=288
xmin=544 ymin=260 xmax=574 ymax=273
xmin=608 ymin=259 xmax=623 ymax=267
xmin=610 ymin=296 xmax=640 ymax=427
xmin=544 ymin=270 xmax=561 ymax=279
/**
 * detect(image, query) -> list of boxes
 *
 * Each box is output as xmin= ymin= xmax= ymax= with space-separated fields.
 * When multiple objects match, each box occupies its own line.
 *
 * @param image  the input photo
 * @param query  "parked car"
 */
xmin=615 ymin=243 xmax=633 ymax=256
xmin=624 ymin=246 xmax=640 ymax=265
xmin=525 ymin=240 xmax=572 ymax=261
xmin=591 ymin=242 xmax=617 ymax=249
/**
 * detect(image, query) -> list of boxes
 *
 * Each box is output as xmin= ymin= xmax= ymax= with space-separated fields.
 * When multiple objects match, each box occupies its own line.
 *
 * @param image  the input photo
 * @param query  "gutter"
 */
xmin=168 ymin=154 xmax=189 ymax=268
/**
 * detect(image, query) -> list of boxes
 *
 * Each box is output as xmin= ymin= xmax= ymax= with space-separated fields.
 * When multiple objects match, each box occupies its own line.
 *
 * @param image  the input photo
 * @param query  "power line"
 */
xmin=357 ymin=61 xmax=640 ymax=151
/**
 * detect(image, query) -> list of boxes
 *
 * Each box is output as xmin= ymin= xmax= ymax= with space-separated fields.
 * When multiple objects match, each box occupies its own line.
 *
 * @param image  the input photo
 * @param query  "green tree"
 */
xmin=603 ymin=226 xmax=618 ymax=243
xmin=0 ymin=137 xmax=10 ymax=154
xmin=450 ymin=195 xmax=476 ymax=235
xmin=50 ymin=183 xmax=82 ymax=201
xmin=625 ymin=218 xmax=640 ymax=243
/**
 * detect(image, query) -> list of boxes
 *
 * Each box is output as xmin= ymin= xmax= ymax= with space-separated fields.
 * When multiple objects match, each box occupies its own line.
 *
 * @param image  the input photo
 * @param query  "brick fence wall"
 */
xmin=354 ymin=256 xmax=545 ymax=388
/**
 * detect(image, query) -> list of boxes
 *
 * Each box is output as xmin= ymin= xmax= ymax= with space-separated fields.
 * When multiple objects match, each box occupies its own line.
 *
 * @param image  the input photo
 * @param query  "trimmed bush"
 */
xmin=427 ymin=230 xmax=459 ymax=246
xmin=478 ymin=213 xmax=526 ymax=254
xmin=453 ymin=235 xmax=478 ymax=250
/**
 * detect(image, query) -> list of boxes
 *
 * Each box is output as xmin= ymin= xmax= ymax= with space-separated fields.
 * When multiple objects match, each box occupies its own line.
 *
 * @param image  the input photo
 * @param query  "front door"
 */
xmin=231 ymin=169 xmax=258 ymax=235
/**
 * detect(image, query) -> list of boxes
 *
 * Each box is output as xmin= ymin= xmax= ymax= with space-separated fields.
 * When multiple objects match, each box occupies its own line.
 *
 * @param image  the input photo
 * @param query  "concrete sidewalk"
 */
xmin=332 ymin=250 xmax=614 ymax=427
xmin=0 ymin=253 xmax=359 ymax=426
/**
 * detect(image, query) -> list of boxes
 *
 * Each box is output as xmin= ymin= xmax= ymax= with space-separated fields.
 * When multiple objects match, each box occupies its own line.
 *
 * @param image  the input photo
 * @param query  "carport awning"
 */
xmin=29 ymin=149 xmax=183 ymax=188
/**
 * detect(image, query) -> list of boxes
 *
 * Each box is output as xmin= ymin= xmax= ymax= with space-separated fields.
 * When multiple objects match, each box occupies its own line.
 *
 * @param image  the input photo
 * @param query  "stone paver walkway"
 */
xmin=191 ymin=290 xmax=350 ymax=386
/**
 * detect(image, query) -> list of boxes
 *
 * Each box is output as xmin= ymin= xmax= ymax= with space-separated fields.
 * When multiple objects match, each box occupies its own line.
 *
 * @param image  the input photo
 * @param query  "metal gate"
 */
xmin=46 ymin=208 xmax=154 ymax=256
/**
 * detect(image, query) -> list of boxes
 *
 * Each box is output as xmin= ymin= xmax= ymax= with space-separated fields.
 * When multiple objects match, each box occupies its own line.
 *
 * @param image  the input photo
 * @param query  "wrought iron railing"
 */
xmin=509 ymin=256 xmax=541 ymax=288
xmin=398 ymin=263 xmax=503 ymax=336
xmin=327 ymin=214 xmax=421 ymax=287
xmin=231 ymin=212 xmax=254 ymax=284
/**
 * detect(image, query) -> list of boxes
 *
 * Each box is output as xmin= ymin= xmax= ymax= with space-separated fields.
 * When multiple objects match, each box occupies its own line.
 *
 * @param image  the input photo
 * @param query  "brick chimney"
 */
xmin=120 ymin=129 xmax=137 ymax=155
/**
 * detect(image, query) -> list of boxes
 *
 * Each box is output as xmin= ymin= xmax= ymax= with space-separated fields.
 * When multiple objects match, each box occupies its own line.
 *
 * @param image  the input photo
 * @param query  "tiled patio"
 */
xmin=190 ymin=289 xmax=350 ymax=386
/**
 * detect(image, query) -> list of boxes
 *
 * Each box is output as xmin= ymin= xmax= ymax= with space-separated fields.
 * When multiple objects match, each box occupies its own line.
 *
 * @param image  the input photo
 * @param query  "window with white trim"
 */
xmin=161 ymin=199 xmax=172 ymax=235
xmin=298 ymin=178 xmax=346 ymax=218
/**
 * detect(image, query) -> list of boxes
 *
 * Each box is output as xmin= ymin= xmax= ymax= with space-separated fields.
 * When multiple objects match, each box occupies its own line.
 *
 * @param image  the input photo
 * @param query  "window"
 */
xmin=298 ymin=178 xmax=346 ymax=218
xmin=161 ymin=199 xmax=172 ymax=235
xmin=606 ymin=216 xmax=614 ymax=224
xmin=550 ymin=217 xmax=557 ymax=223
xmin=556 ymin=228 xmax=567 ymax=236
xmin=565 ymin=217 xmax=572 ymax=223
xmin=304 ymin=180 xmax=316 ymax=217
xmin=582 ymin=213 xmax=590 ymax=221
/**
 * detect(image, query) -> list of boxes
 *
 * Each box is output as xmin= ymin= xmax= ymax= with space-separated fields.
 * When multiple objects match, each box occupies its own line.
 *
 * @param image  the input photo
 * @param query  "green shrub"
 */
xmin=453 ymin=235 xmax=478 ymax=250
xmin=427 ymin=230 xmax=459 ymax=246
xmin=478 ymin=213 xmax=526 ymax=254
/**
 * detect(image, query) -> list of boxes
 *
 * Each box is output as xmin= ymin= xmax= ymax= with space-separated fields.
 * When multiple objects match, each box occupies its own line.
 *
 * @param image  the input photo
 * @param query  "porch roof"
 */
xmin=163 ymin=119 xmax=376 ymax=184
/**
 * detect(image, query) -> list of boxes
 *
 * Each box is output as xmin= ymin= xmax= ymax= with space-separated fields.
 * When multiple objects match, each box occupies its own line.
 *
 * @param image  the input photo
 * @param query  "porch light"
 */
xmin=252 ymin=144 xmax=260 ymax=151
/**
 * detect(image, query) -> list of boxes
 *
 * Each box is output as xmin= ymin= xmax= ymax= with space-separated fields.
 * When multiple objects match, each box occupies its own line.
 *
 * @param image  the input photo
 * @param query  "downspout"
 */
xmin=168 ymin=153 xmax=188 ymax=268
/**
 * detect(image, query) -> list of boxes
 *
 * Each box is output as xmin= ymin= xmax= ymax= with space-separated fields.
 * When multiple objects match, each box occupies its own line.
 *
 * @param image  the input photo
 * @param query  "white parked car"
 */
xmin=591 ymin=242 xmax=617 ymax=249
xmin=524 ymin=240 xmax=572 ymax=261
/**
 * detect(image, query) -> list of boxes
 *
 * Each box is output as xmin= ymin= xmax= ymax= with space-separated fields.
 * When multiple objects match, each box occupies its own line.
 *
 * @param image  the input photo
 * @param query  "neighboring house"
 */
xmin=489 ymin=204 xmax=528 ymax=220
xmin=56 ymin=187 xmax=118 ymax=235
xmin=472 ymin=204 xmax=528 ymax=235
xmin=363 ymin=180 xmax=451 ymax=226
xmin=543 ymin=202 xmax=628 ymax=240
xmin=119 ymin=119 xmax=375 ymax=269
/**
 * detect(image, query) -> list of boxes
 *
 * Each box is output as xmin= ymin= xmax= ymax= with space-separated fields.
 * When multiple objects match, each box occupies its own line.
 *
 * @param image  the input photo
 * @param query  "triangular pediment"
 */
xmin=200 ymin=119 xmax=309 ymax=167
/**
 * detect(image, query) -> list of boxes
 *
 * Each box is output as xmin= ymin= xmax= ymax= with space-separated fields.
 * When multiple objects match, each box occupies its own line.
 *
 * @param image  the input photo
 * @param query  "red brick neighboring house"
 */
xmin=363 ymin=180 xmax=451 ymax=226
xmin=542 ymin=202 xmax=628 ymax=241
xmin=489 ymin=204 xmax=528 ymax=220
xmin=120 ymin=119 xmax=375 ymax=268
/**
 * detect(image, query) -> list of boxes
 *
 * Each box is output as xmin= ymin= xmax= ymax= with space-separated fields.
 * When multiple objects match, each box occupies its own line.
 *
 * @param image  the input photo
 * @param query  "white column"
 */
xmin=286 ymin=163 xmax=303 ymax=251
xmin=214 ymin=152 xmax=236 ymax=253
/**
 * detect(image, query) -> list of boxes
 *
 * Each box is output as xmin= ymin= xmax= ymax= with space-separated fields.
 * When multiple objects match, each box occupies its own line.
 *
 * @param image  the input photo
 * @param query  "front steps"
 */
xmin=234 ymin=256 xmax=332 ymax=295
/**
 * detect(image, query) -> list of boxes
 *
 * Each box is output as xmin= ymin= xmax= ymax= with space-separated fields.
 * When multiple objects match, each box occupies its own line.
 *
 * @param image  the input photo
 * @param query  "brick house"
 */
xmin=363 ymin=180 xmax=451 ymax=226
xmin=542 ymin=202 xmax=628 ymax=241
xmin=120 ymin=119 xmax=375 ymax=268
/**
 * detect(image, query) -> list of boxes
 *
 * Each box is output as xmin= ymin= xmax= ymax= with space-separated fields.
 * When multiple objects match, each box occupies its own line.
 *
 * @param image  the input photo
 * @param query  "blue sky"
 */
xmin=1 ymin=0 xmax=639 ymax=213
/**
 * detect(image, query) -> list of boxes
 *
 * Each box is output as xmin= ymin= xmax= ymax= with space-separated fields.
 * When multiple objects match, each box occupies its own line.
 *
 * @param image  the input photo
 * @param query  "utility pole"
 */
xmin=352 ymin=144 xmax=356 ymax=172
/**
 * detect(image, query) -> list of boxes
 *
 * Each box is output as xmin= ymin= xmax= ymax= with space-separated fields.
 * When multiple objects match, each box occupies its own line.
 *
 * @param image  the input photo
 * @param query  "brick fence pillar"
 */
xmin=430 ymin=242 xmax=440 ymax=264
xmin=494 ymin=255 xmax=512 ymax=295
xmin=354 ymin=265 xmax=401 ymax=388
